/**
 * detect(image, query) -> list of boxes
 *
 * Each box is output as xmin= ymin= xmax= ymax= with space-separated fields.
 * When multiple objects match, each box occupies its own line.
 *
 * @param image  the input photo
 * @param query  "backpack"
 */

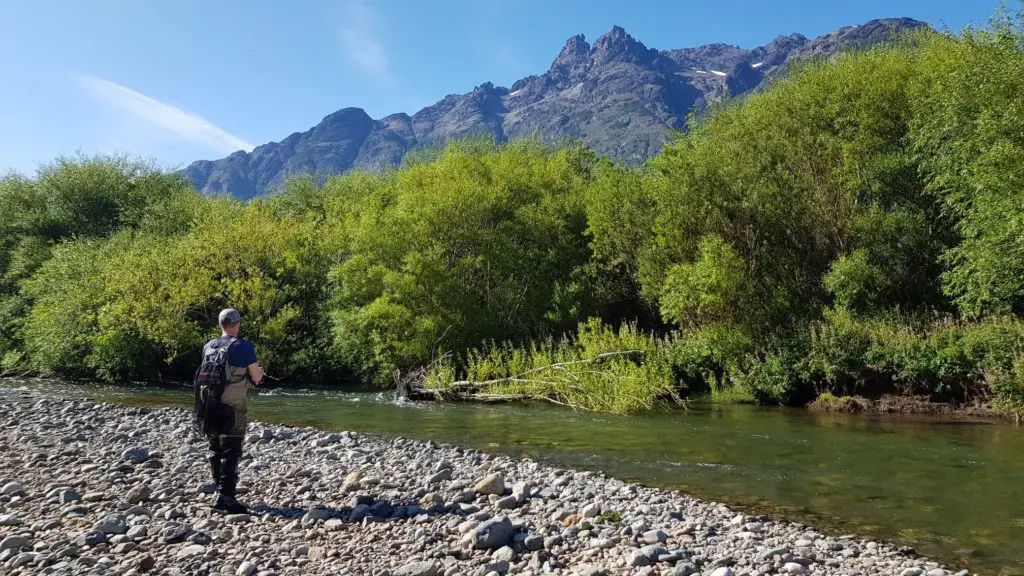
xmin=192 ymin=336 xmax=237 ymax=436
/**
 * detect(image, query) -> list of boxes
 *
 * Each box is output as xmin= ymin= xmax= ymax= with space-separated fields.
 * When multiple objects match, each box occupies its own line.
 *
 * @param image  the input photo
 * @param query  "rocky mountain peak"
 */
xmin=549 ymin=33 xmax=592 ymax=84
xmin=553 ymin=34 xmax=590 ymax=65
xmin=591 ymin=25 xmax=654 ymax=66
xmin=182 ymin=17 xmax=928 ymax=199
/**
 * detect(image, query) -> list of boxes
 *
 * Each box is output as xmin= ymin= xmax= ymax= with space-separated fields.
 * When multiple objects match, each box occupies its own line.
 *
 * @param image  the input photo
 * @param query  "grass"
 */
xmin=423 ymin=318 xmax=679 ymax=414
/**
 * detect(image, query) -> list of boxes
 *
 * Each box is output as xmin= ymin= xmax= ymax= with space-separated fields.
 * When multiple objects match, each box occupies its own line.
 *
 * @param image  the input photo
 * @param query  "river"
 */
xmin=3 ymin=380 xmax=1022 ymax=575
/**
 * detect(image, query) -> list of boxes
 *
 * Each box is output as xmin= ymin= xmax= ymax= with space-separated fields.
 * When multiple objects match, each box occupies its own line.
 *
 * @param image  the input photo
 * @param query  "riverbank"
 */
xmin=805 ymin=393 xmax=1004 ymax=419
xmin=0 ymin=395 xmax=970 ymax=576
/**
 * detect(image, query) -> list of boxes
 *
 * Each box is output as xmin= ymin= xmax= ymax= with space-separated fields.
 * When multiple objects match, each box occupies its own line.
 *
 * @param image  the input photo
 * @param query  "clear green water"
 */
xmin=3 ymin=381 xmax=1023 ymax=575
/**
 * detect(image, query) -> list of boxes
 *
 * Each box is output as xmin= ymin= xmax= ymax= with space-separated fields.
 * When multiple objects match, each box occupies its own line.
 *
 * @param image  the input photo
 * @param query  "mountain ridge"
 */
xmin=183 ymin=17 xmax=926 ymax=199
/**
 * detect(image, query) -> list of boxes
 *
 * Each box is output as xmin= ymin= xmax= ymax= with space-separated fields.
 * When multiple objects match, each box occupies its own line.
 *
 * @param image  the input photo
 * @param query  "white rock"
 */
xmin=580 ymin=502 xmax=601 ymax=518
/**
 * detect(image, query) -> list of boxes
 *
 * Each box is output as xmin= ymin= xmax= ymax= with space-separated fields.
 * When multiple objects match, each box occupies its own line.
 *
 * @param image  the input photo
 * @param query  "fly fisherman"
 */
xmin=195 ymin=308 xmax=263 ymax=514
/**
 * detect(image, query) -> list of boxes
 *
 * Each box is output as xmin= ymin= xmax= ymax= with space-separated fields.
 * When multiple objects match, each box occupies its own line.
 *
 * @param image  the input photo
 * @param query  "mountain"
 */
xmin=183 ymin=17 xmax=926 ymax=199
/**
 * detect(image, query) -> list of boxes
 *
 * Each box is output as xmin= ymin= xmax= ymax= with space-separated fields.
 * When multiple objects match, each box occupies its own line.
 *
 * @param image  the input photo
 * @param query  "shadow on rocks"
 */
xmin=247 ymin=495 xmax=446 ymax=528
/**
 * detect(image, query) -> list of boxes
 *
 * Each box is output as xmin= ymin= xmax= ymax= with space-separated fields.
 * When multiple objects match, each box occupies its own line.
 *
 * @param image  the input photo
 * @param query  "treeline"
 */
xmin=2 ymin=11 xmax=1023 ymax=415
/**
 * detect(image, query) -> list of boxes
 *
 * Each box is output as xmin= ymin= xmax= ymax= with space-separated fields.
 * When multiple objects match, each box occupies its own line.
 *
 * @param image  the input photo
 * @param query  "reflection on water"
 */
xmin=3 ymin=381 xmax=1023 ymax=575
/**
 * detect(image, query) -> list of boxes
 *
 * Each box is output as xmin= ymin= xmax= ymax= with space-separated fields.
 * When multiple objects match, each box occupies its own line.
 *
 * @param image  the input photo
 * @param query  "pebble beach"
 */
xmin=0 ymin=395 xmax=969 ymax=576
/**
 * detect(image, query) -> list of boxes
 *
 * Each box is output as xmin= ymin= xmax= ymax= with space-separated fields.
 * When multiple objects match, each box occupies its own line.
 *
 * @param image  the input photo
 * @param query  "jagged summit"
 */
xmin=183 ymin=17 xmax=928 ymax=199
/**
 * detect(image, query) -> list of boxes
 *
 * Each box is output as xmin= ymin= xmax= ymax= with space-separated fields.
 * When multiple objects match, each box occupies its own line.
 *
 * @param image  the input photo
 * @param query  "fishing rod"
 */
xmin=259 ymin=373 xmax=283 ymax=384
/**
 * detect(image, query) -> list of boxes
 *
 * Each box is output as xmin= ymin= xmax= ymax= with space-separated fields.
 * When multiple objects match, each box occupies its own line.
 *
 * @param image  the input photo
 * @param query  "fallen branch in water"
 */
xmin=402 ymin=383 xmax=581 ymax=408
xmin=0 ymin=369 xmax=40 ymax=380
xmin=395 ymin=348 xmax=674 ymax=413
xmin=442 ymin=350 xmax=645 ymax=389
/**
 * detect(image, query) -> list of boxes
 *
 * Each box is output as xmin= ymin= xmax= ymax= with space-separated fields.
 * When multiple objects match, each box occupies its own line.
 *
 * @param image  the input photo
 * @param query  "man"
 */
xmin=202 ymin=308 xmax=263 ymax=514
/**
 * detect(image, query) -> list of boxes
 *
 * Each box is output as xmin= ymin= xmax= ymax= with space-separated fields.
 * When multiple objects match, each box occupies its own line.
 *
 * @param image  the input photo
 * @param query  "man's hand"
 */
xmin=247 ymin=362 xmax=264 ymax=386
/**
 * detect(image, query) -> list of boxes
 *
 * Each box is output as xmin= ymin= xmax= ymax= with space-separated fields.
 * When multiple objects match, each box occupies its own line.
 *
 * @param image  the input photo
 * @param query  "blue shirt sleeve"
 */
xmin=228 ymin=339 xmax=258 ymax=368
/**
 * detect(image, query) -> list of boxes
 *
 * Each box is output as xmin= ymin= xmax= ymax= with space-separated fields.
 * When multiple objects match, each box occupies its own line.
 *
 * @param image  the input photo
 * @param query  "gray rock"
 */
xmin=642 ymin=529 xmax=668 ymax=544
xmin=511 ymin=480 xmax=532 ymax=503
xmin=8 ymin=552 xmax=36 ymax=568
xmin=709 ymin=568 xmax=734 ymax=576
xmin=0 ymin=514 xmax=22 ymax=526
xmin=626 ymin=549 xmax=651 ymax=567
xmin=224 ymin=514 xmax=251 ymax=524
xmin=308 ymin=507 xmax=334 ymax=520
xmin=523 ymin=534 xmax=544 ymax=551
xmin=574 ymin=566 xmax=608 ymax=576
xmin=669 ymin=561 xmax=699 ymax=576
xmin=0 ymin=535 xmax=30 ymax=551
xmin=236 ymin=561 xmax=258 ymax=576
xmin=901 ymin=569 xmax=924 ymax=576
xmin=470 ymin=516 xmax=514 ymax=549
xmin=126 ymin=526 xmax=148 ymax=540
xmin=124 ymin=485 xmax=151 ymax=504
xmin=93 ymin=514 xmax=128 ymax=535
xmin=494 ymin=495 xmax=518 ymax=509
xmin=113 ymin=542 xmax=137 ymax=554
xmin=121 ymin=446 xmax=150 ymax=464
xmin=177 ymin=544 xmax=206 ymax=558
xmin=473 ymin=474 xmax=505 ymax=495
xmin=0 ymin=482 xmax=23 ymax=496
xmin=160 ymin=522 xmax=192 ymax=543
xmin=427 ymin=469 xmax=452 ymax=484
xmin=639 ymin=544 xmax=668 ymax=561
xmin=492 ymin=546 xmax=515 ymax=562
xmin=125 ymin=505 xmax=151 ymax=516
xmin=784 ymin=562 xmax=807 ymax=574
xmin=393 ymin=560 xmax=439 ymax=576
xmin=58 ymin=489 xmax=81 ymax=504
xmin=757 ymin=546 xmax=789 ymax=562
xmin=484 ymin=559 xmax=510 ymax=574
xmin=74 ymin=531 xmax=106 ymax=547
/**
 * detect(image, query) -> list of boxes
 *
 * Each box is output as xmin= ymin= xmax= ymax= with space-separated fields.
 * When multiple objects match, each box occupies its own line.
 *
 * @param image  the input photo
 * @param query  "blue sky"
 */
xmin=0 ymin=0 xmax=1002 ymax=175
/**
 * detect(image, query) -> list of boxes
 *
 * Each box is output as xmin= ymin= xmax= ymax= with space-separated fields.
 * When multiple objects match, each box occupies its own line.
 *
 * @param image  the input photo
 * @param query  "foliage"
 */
xmin=910 ymin=9 xmax=1024 ymax=317
xmin=328 ymin=138 xmax=601 ymax=381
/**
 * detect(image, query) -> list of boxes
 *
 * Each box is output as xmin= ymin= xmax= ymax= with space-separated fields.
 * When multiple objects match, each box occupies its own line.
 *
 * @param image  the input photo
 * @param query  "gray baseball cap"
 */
xmin=218 ymin=308 xmax=241 ymax=325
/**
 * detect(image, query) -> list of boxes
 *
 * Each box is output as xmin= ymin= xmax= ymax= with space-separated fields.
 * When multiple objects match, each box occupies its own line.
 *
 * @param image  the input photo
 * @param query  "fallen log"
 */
xmin=393 ymin=348 xmax=675 ymax=412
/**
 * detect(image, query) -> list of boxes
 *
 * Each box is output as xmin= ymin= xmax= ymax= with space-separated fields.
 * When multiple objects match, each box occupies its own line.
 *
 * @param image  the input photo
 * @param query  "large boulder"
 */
xmin=469 ymin=516 xmax=514 ymax=550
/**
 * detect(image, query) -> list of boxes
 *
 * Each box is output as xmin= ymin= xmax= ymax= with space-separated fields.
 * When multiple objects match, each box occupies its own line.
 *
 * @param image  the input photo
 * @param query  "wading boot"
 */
xmin=213 ymin=453 xmax=249 ymax=514
xmin=208 ymin=454 xmax=222 ymax=486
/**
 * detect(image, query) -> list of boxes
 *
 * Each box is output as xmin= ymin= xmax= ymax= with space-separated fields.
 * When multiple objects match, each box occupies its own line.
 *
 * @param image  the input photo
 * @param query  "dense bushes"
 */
xmin=2 ymin=9 xmax=1024 ymax=416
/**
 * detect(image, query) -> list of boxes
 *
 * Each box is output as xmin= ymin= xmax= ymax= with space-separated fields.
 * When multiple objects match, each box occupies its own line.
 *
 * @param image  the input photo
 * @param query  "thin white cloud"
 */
xmin=75 ymin=74 xmax=254 ymax=155
xmin=339 ymin=0 xmax=390 ymax=78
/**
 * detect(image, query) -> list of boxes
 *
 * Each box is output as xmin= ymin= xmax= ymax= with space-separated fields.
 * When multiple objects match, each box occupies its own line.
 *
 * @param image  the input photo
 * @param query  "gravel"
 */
xmin=0 ymin=395 xmax=971 ymax=575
